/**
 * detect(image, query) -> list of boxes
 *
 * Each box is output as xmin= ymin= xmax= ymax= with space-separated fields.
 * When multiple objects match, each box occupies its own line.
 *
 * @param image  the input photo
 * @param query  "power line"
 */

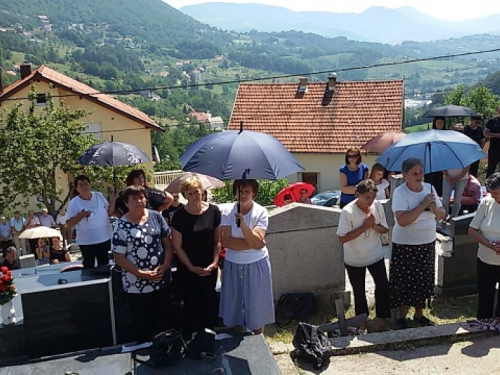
xmin=1 ymin=47 xmax=499 ymax=102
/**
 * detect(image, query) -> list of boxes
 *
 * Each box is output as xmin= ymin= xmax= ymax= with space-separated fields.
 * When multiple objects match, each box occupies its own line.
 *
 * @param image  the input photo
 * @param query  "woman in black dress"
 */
xmin=170 ymin=176 xmax=221 ymax=335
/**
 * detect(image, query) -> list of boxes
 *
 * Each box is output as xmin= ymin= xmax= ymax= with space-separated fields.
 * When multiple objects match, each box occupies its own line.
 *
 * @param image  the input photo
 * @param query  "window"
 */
xmin=36 ymin=93 xmax=47 ymax=106
xmin=83 ymin=122 xmax=103 ymax=140
xmin=301 ymin=172 xmax=318 ymax=194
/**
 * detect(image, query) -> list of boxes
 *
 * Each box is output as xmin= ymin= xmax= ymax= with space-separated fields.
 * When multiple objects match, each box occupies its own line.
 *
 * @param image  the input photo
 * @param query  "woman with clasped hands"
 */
xmin=171 ymin=177 xmax=221 ymax=335
xmin=390 ymin=158 xmax=446 ymax=329
xmin=112 ymin=185 xmax=173 ymax=344
xmin=220 ymin=179 xmax=275 ymax=335
xmin=468 ymin=172 xmax=500 ymax=319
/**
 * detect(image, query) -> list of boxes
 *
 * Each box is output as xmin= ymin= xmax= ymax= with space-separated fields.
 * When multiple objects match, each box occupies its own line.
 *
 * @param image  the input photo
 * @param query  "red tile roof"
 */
xmin=229 ymin=80 xmax=404 ymax=153
xmin=0 ymin=65 xmax=162 ymax=131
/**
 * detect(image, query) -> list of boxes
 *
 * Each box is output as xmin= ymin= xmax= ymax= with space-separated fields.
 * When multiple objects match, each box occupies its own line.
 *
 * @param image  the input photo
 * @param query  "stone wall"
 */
xmin=266 ymin=203 xmax=349 ymax=305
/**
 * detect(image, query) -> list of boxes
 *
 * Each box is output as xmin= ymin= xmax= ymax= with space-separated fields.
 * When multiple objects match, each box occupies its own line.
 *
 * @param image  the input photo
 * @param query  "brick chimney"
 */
xmin=327 ymin=72 xmax=337 ymax=92
xmin=297 ymin=77 xmax=308 ymax=93
xmin=20 ymin=63 xmax=32 ymax=79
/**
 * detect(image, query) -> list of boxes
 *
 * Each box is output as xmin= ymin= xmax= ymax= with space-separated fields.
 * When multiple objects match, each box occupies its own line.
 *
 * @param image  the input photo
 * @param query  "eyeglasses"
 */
xmin=347 ymin=154 xmax=359 ymax=158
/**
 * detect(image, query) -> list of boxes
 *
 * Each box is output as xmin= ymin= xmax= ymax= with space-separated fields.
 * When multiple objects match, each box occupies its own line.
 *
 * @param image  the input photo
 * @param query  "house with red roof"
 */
xmin=0 ymin=64 xmax=163 ymax=209
xmin=228 ymin=76 xmax=404 ymax=192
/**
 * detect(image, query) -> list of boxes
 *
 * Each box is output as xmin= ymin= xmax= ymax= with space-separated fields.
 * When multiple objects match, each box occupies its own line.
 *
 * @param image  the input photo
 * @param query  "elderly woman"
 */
xmin=390 ymin=158 xmax=446 ymax=329
xmin=116 ymin=169 xmax=173 ymax=217
xmin=170 ymin=177 xmax=221 ymax=335
xmin=468 ymin=172 xmax=500 ymax=319
xmin=66 ymin=175 xmax=116 ymax=269
xmin=337 ymin=179 xmax=391 ymax=332
xmin=220 ymin=179 xmax=274 ymax=334
xmin=339 ymin=147 xmax=369 ymax=208
xmin=112 ymin=185 xmax=173 ymax=344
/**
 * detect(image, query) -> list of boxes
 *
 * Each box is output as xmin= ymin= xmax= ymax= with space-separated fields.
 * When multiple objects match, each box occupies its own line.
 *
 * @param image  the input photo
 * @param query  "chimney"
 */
xmin=327 ymin=72 xmax=337 ymax=92
xmin=297 ymin=77 xmax=308 ymax=93
xmin=20 ymin=63 xmax=32 ymax=79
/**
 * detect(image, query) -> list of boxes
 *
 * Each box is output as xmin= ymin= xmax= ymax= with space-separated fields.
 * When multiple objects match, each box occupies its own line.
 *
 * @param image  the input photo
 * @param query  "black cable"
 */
xmin=1 ymin=47 xmax=498 ymax=102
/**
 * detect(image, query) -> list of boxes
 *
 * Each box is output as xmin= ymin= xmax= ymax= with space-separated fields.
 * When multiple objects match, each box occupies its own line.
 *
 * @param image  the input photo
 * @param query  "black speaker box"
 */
xmin=21 ymin=277 xmax=114 ymax=359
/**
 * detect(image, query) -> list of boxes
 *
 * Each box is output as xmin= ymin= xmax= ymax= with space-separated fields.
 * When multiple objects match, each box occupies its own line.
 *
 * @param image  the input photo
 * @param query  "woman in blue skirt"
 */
xmin=220 ymin=179 xmax=275 ymax=334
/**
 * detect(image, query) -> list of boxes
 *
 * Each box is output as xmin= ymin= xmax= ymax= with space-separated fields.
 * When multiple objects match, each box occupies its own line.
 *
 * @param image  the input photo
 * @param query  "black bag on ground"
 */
xmin=149 ymin=328 xmax=186 ymax=367
xmin=291 ymin=322 xmax=333 ymax=370
xmin=276 ymin=293 xmax=317 ymax=327
xmin=185 ymin=329 xmax=216 ymax=360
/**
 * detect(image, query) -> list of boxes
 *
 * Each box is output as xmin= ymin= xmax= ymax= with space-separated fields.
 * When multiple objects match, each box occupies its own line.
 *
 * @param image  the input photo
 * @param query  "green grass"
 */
xmin=265 ymin=295 xmax=477 ymax=344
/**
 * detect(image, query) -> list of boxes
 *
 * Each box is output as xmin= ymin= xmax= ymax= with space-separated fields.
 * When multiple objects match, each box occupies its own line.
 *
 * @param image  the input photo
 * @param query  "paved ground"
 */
xmin=297 ymin=335 xmax=500 ymax=374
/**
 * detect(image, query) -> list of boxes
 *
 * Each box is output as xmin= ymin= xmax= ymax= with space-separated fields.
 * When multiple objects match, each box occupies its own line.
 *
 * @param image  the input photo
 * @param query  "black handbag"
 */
xmin=185 ymin=329 xmax=216 ymax=360
xmin=134 ymin=328 xmax=186 ymax=368
xmin=275 ymin=293 xmax=317 ymax=327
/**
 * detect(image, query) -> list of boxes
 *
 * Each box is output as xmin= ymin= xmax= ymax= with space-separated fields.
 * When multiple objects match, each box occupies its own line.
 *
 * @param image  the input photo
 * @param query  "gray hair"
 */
xmin=401 ymin=158 xmax=423 ymax=174
xmin=486 ymin=172 xmax=500 ymax=192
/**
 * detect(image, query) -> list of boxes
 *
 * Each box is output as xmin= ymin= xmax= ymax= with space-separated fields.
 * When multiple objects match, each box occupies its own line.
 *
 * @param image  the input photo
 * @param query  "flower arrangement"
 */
xmin=0 ymin=267 xmax=17 ymax=305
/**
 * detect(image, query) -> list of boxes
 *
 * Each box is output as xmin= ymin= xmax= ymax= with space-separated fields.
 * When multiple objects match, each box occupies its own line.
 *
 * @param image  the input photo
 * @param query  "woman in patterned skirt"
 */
xmin=112 ymin=185 xmax=173 ymax=344
xmin=390 ymin=158 xmax=446 ymax=329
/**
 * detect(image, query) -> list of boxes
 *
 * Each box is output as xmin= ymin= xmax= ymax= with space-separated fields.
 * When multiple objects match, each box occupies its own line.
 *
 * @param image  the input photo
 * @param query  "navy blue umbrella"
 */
xmin=78 ymin=140 xmax=150 ymax=189
xmin=78 ymin=141 xmax=150 ymax=167
xmin=423 ymin=104 xmax=477 ymax=118
xmin=376 ymin=129 xmax=486 ymax=174
xmin=180 ymin=127 xmax=304 ymax=181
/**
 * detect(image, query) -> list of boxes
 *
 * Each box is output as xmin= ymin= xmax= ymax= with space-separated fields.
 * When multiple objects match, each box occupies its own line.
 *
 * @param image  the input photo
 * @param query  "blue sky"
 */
xmin=166 ymin=0 xmax=498 ymax=21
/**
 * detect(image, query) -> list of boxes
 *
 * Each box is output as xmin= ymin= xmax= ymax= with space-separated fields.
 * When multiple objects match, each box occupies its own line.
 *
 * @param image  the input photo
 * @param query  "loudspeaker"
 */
xmin=22 ymin=278 xmax=114 ymax=359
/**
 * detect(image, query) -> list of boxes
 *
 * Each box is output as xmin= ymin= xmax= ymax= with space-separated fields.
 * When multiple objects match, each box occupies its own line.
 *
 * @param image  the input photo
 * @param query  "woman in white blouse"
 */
xmin=337 ymin=179 xmax=391 ymax=332
xmin=468 ymin=172 xmax=500 ymax=319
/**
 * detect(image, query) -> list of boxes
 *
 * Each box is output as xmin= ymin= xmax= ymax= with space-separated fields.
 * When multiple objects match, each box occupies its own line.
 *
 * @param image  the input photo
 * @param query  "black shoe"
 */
xmin=413 ymin=315 xmax=435 ymax=326
xmin=395 ymin=318 xmax=408 ymax=330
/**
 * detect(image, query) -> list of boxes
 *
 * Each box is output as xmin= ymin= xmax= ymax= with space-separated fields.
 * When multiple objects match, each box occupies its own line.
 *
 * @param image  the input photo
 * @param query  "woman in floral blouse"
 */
xmin=112 ymin=185 xmax=173 ymax=344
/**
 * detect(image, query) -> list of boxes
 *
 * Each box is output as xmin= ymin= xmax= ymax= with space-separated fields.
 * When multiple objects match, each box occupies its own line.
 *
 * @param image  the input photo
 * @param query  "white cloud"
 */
xmin=166 ymin=0 xmax=499 ymax=21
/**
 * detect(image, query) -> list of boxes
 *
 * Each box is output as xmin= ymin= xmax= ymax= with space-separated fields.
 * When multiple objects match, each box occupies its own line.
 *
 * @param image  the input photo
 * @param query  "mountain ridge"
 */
xmin=179 ymin=3 xmax=500 ymax=44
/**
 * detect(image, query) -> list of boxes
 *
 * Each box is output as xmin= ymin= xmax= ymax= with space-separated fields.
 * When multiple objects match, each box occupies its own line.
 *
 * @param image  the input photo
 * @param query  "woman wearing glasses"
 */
xmin=339 ymin=148 xmax=369 ymax=208
xmin=337 ymin=179 xmax=391 ymax=332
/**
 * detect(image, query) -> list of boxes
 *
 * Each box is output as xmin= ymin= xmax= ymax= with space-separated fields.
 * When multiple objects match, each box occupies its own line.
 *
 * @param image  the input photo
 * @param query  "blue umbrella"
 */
xmin=180 ymin=126 xmax=304 ymax=181
xmin=376 ymin=129 xmax=486 ymax=174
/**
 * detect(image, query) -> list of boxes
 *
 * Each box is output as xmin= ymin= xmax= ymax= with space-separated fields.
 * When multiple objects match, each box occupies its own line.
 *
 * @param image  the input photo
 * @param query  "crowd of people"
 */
xmin=336 ymin=108 xmax=500 ymax=330
xmin=56 ymin=169 xmax=273 ymax=344
xmin=0 ymin=208 xmax=73 ymax=270
xmin=3 ymin=109 xmax=499 ymax=341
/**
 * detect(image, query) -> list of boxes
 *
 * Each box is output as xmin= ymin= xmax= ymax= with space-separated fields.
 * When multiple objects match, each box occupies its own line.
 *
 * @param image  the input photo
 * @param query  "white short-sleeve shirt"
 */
xmin=337 ymin=199 xmax=388 ymax=267
xmin=469 ymin=196 xmax=500 ymax=266
xmin=67 ymin=192 xmax=111 ymax=245
xmin=221 ymin=202 xmax=268 ymax=264
xmin=391 ymin=182 xmax=442 ymax=245
xmin=375 ymin=179 xmax=390 ymax=200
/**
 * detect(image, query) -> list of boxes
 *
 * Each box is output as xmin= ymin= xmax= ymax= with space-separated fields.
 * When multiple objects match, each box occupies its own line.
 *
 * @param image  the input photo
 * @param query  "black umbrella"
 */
xmin=423 ymin=104 xmax=477 ymax=118
xmin=78 ymin=140 xmax=150 ymax=187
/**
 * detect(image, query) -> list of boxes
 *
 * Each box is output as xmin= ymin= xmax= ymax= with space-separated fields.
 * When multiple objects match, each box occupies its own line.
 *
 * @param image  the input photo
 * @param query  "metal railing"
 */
xmin=153 ymin=170 xmax=187 ymax=188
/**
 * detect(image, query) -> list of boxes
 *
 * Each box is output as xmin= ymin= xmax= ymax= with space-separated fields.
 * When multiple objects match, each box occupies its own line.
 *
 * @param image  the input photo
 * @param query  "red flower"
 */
xmin=0 ymin=285 xmax=7 ymax=292
xmin=0 ymin=266 xmax=8 ymax=273
xmin=2 ymin=275 xmax=11 ymax=283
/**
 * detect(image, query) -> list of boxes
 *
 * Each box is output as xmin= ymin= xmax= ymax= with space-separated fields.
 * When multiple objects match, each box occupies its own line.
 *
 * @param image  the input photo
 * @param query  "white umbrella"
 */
xmin=166 ymin=172 xmax=225 ymax=194
xmin=19 ymin=226 xmax=62 ymax=240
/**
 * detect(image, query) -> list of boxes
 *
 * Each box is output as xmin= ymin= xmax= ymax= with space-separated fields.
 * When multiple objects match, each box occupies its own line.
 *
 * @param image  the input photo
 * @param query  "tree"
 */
xmin=0 ymin=88 xmax=97 ymax=216
xmin=464 ymin=86 xmax=500 ymax=120
xmin=444 ymin=85 xmax=466 ymax=106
